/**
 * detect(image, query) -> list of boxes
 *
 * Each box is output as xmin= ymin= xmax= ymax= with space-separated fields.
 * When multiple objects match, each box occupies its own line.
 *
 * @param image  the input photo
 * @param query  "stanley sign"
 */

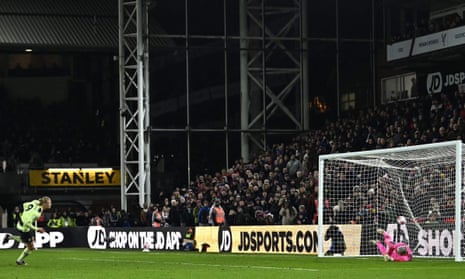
xmin=29 ymin=169 xmax=120 ymax=187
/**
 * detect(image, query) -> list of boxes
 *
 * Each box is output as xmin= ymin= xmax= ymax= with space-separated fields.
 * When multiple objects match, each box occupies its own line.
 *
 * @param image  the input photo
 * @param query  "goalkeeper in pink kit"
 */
xmin=372 ymin=229 xmax=412 ymax=262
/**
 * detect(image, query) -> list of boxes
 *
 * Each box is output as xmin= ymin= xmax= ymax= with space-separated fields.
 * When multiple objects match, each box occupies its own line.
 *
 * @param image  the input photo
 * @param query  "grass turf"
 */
xmin=0 ymin=248 xmax=463 ymax=279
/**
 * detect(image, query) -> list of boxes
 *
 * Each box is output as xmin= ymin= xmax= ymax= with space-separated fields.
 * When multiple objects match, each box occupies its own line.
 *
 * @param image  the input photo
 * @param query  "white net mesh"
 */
xmin=318 ymin=141 xmax=464 ymax=260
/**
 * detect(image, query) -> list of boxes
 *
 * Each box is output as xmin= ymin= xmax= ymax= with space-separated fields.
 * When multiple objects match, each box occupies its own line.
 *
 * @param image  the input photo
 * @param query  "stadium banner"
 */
xmin=0 ymin=227 xmax=89 ymax=249
xmin=195 ymin=224 xmax=362 ymax=255
xmin=88 ymin=226 xmax=189 ymax=250
xmin=387 ymin=25 xmax=465 ymax=61
xmin=29 ymin=168 xmax=120 ymax=187
xmin=426 ymin=70 xmax=465 ymax=94
xmin=386 ymin=39 xmax=412 ymax=62
xmin=1 ymin=224 xmax=458 ymax=256
xmin=0 ymin=227 xmax=189 ymax=250
xmin=412 ymin=25 xmax=465 ymax=56
xmin=411 ymin=30 xmax=447 ymax=56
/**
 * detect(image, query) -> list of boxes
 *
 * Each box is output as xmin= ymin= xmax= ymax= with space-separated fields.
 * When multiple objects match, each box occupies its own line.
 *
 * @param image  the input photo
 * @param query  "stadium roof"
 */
xmin=0 ymin=0 xmax=174 ymax=52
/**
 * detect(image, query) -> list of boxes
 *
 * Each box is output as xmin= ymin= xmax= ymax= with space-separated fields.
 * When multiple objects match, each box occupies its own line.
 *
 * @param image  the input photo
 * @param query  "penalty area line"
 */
xmin=62 ymin=257 xmax=318 ymax=272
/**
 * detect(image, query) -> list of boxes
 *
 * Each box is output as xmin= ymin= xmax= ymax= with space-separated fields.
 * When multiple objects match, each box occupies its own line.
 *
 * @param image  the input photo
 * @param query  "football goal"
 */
xmin=317 ymin=140 xmax=464 ymax=261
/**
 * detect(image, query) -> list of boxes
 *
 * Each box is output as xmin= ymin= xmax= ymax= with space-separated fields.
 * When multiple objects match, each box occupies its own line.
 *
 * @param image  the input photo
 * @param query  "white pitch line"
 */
xmin=63 ymin=257 xmax=318 ymax=272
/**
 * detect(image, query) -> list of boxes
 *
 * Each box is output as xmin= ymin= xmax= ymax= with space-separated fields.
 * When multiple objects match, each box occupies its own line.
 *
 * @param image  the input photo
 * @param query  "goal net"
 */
xmin=317 ymin=140 xmax=464 ymax=261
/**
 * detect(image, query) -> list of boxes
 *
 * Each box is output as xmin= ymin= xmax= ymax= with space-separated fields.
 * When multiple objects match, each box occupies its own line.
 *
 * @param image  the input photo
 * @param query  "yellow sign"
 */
xmin=29 ymin=169 xmax=120 ymax=187
xmin=195 ymin=224 xmax=362 ymax=255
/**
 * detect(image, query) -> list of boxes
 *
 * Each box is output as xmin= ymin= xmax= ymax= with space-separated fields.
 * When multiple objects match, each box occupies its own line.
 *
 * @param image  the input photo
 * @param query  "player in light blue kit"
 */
xmin=7 ymin=196 xmax=52 ymax=265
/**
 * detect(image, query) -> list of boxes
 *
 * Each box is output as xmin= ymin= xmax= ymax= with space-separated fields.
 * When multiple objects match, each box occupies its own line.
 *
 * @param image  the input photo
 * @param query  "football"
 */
xmin=397 ymin=215 xmax=407 ymax=225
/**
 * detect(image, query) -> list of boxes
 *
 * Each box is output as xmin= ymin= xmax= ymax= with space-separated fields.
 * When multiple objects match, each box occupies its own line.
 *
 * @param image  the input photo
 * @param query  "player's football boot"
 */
xmin=2 ymin=233 xmax=12 ymax=245
xmin=16 ymin=260 xmax=27 ymax=266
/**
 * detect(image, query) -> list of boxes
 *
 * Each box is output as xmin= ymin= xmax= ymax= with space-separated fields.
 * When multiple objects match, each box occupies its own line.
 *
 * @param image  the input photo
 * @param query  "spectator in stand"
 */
xmin=364 ymin=126 xmax=377 ymax=149
xmin=9 ymin=206 xmax=21 ymax=228
xmin=59 ymin=211 xmax=76 ymax=227
xmin=426 ymin=210 xmax=440 ymax=224
xmin=306 ymin=192 xmax=317 ymax=224
xmin=152 ymin=206 xmax=162 ymax=227
xmin=210 ymin=200 xmax=226 ymax=226
xmin=90 ymin=214 xmax=103 ymax=226
xmin=410 ymin=77 xmax=417 ymax=98
xmin=145 ymin=203 xmax=154 ymax=227
xmin=437 ymin=126 xmax=448 ymax=142
xmin=140 ymin=203 xmax=148 ymax=227
xmin=197 ymin=200 xmax=211 ymax=226
xmin=47 ymin=212 xmax=62 ymax=229
xmin=286 ymin=154 xmax=302 ymax=178
xmin=192 ymin=200 xmax=202 ymax=225
xmin=161 ymin=204 xmax=170 ymax=225
xmin=181 ymin=199 xmax=196 ymax=227
xmin=76 ymin=211 xmax=91 ymax=226
xmin=296 ymin=204 xmax=309 ymax=224
xmin=108 ymin=207 xmax=120 ymax=227
xmin=167 ymin=199 xmax=181 ymax=227
xmin=120 ymin=210 xmax=131 ymax=227
xmin=279 ymin=199 xmax=297 ymax=225
xmin=226 ymin=207 xmax=237 ymax=225
xmin=101 ymin=209 xmax=111 ymax=227
xmin=322 ymin=199 xmax=333 ymax=224
xmin=239 ymin=205 xmax=253 ymax=225
xmin=333 ymin=199 xmax=346 ymax=224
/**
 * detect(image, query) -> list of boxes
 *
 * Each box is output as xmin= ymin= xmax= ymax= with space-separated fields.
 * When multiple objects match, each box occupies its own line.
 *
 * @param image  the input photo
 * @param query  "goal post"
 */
xmin=317 ymin=140 xmax=464 ymax=261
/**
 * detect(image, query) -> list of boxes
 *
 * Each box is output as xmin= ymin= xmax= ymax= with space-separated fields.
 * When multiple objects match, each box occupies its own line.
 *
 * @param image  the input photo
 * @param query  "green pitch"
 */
xmin=0 ymin=248 xmax=462 ymax=279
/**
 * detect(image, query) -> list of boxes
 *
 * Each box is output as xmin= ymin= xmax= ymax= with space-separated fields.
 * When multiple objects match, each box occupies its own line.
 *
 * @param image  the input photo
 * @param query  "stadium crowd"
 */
xmin=390 ymin=12 xmax=465 ymax=43
xmin=4 ymin=87 xmax=463 ymax=228
xmin=0 ymin=88 xmax=118 ymax=171
xmin=140 ymin=89 xmax=463 ymax=228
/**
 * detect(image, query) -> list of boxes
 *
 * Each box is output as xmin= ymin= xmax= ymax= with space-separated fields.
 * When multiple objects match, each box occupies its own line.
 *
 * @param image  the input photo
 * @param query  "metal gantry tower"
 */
xmin=240 ymin=0 xmax=309 ymax=163
xmin=118 ymin=0 xmax=308 ymax=199
xmin=118 ymin=0 xmax=151 ymax=210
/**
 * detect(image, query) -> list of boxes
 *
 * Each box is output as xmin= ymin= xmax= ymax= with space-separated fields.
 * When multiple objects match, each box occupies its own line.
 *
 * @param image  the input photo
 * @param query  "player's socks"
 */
xmin=8 ymin=234 xmax=21 ymax=243
xmin=16 ymin=247 xmax=32 ymax=263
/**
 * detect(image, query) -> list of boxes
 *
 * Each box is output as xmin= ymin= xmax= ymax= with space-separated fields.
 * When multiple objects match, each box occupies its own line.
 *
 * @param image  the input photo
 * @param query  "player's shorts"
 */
xmin=18 ymin=230 xmax=35 ymax=244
